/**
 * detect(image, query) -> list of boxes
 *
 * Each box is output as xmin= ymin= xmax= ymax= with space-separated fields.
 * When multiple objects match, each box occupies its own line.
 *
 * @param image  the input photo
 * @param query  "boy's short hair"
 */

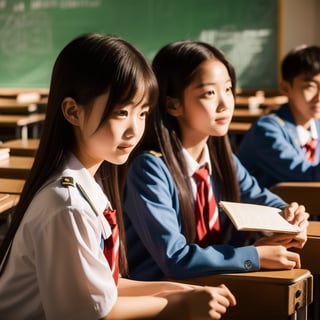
xmin=281 ymin=45 xmax=320 ymax=83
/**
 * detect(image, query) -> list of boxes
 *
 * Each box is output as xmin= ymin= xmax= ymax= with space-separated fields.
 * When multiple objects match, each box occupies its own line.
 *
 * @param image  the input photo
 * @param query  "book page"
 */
xmin=219 ymin=201 xmax=300 ymax=234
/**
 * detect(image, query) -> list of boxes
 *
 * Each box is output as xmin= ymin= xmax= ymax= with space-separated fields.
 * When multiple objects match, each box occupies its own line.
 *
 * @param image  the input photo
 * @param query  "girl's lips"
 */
xmin=118 ymin=144 xmax=135 ymax=153
xmin=215 ymin=116 xmax=230 ymax=124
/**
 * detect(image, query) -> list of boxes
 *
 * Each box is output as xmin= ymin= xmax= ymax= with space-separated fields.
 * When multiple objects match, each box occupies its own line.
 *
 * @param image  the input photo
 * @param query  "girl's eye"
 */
xmin=226 ymin=86 xmax=233 ymax=93
xmin=140 ymin=108 xmax=150 ymax=118
xmin=204 ymin=90 xmax=215 ymax=97
xmin=115 ymin=110 xmax=128 ymax=117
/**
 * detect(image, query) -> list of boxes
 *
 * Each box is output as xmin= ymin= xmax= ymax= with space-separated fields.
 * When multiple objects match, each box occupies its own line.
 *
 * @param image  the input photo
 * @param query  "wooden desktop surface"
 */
xmin=0 ymin=114 xmax=45 ymax=140
xmin=0 ymin=88 xmax=49 ymax=98
xmin=270 ymin=182 xmax=320 ymax=216
xmin=0 ymin=156 xmax=34 ymax=179
xmin=0 ymin=139 xmax=39 ymax=157
xmin=0 ymin=193 xmax=19 ymax=214
xmin=0 ymin=114 xmax=45 ymax=127
xmin=0 ymin=178 xmax=25 ymax=194
xmin=232 ymin=108 xmax=264 ymax=122
xmin=177 ymin=269 xmax=312 ymax=320
xmin=0 ymin=98 xmax=38 ymax=114
xmin=228 ymin=122 xmax=252 ymax=135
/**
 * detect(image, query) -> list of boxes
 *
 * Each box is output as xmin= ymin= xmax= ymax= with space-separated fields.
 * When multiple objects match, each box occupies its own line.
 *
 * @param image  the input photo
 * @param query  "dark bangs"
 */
xmin=100 ymin=42 xmax=158 ymax=127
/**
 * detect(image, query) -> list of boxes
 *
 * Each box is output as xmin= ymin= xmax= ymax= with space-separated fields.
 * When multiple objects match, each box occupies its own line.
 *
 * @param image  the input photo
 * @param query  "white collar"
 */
xmin=297 ymin=119 xmax=318 ymax=146
xmin=182 ymin=144 xmax=212 ymax=178
xmin=62 ymin=153 xmax=112 ymax=239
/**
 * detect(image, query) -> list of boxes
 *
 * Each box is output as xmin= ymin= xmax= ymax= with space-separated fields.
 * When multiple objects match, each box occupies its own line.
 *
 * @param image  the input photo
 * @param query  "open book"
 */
xmin=219 ymin=201 xmax=300 ymax=234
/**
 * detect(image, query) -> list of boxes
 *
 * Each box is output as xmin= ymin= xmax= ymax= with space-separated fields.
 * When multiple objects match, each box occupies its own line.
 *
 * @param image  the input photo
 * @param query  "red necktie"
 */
xmin=193 ymin=166 xmax=220 ymax=246
xmin=103 ymin=209 xmax=119 ymax=285
xmin=305 ymin=138 xmax=317 ymax=162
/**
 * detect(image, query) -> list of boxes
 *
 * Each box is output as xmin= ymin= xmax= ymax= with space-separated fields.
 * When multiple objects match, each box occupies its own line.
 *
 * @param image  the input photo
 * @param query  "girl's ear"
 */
xmin=166 ymin=96 xmax=183 ymax=117
xmin=61 ymin=97 xmax=81 ymax=126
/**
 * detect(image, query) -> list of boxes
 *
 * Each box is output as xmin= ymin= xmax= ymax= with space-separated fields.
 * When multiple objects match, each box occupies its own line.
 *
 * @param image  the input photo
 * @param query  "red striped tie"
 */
xmin=305 ymin=138 xmax=317 ymax=162
xmin=193 ymin=166 xmax=220 ymax=247
xmin=103 ymin=209 xmax=119 ymax=285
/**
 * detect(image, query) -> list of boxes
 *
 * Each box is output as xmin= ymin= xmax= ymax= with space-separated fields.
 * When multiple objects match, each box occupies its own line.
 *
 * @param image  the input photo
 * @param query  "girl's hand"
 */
xmin=185 ymin=284 xmax=236 ymax=320
xmin=282 ymin=202 xmax=309 ymax=248
xmin=255 ymin=245 xmax=301 ymax=270
xmin=206 ymin=284 xmax=237 ymax=319
xmin=157 ymin=284 xmax=236 ymax=319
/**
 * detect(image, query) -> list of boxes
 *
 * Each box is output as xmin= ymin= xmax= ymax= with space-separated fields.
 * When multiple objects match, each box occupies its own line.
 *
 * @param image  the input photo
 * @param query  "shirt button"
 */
xmin=244 ymin=260 xmax=253 ymax=270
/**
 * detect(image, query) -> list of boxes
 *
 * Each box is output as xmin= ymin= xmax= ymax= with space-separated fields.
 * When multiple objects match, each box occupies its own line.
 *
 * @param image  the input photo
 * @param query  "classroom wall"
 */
xmin=0 ymin=0 xmax=319 ymax=90
xmin=0 ymin=0 xmax=279 ymax=90
xmin=281 ymin=0 xmax=320 ymax=57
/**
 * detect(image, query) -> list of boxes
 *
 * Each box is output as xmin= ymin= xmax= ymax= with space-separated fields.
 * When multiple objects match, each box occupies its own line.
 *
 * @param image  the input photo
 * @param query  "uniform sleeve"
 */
xmin=123 ymin=153 xmax=260 ymax=279
xmin=34 ymin=204 xmax=117 ymax=320
xmin=237 ymin=115 xmax=320 ymax=187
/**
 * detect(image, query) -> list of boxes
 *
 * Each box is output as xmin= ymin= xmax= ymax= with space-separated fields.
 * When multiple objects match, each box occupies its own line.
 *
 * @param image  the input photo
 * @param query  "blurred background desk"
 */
xmin=0 ymin=156 xmax=34 ymax=179
xmin=0 ymin=139 xmax=39 ymax=157
xmin=0 ymin=114 xmax=45 ymax=140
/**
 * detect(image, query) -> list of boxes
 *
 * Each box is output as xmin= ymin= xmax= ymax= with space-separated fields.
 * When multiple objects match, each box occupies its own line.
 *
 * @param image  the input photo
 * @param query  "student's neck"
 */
xmin=290 ymin=107 xmax=313 ymax=129
xmin=184 ymin=141 xmax=207 ymax=163
xmin=295 ymin=118 xmax=312 ymax=130
xmin=73 ymin=150 xmax=102 ymax=177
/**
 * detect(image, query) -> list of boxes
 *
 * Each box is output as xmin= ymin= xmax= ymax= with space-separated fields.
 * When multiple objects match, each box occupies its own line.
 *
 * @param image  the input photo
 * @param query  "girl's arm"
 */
xmin=118 ymin=277 xmax=193 ymax=296
xmin=124 ymin=153 xmax=260 ymax=277
xmin=103 ymin=284 xmax=236 ymax=320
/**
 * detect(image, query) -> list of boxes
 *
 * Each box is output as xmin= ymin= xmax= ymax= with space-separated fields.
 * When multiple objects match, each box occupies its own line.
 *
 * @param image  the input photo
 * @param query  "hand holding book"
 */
xmin=219 ymin=201 xmax=301 ymax=234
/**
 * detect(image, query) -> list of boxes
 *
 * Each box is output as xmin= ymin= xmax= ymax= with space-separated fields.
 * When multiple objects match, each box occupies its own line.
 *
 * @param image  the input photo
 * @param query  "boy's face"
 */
xmin=283 ymin=73 xmax=320 ymax=127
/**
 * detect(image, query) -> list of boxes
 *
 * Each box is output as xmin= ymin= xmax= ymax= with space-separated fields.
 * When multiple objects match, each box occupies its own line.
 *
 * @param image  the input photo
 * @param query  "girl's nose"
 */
xmin=124 ymin=117 xmax=139 ymax=138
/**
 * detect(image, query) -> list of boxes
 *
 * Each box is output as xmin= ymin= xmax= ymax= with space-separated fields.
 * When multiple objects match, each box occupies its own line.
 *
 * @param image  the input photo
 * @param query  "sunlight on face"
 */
xmin=75 ymin=88 xmax=150 ymax=171
xmin=177 ymin=58 xmax=234 ymax=147
xmin=287 ymin=73 xmax=320 ymax=125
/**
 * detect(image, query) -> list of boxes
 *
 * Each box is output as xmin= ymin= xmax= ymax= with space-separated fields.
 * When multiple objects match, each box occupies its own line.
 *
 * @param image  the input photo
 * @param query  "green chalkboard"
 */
xmin=0 ymin=0 xmax=278 ymax=89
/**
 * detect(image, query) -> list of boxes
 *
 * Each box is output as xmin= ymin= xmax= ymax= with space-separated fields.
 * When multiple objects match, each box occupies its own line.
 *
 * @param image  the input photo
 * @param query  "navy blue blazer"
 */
xmin=237 ymin=104 xmax=320 ymax=188
xmin=123 ymin=152 xmax=286 ymax=281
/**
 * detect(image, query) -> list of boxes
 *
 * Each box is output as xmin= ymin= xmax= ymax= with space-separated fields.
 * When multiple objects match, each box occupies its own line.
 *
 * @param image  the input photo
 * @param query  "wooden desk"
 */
xmin=0 ymin=139 xmax=39 ymax=157
xmin=235 ymin=95 xmax=288 ymax=110
xmin=0 ymin=88 xmax=49 ymax=99
xmin=177 ymin=269 xmax=312 ymax=320
xmin=232 ymin=108 xmax=264 ymax=122
xmin=0 ymin=193 xmax=19 ymax=215
xmin=0 ymin=156 xmax=34 ymax=179
xmin=270 ymin=182 xmax=320 ymax=216
xmin=296 ymin=221 xmax=320 ymax=320
xmin=0 ymin=178 xmax=25 ymax=194
xmin=228 ymin=122 xmax=252 ymax=135
xmin=0 ymin=114 xmax=45 ymax=140
xmin=0 ymin=98 xmax=38 ymax=114
xmin=295 ymin=221 xmax=320 ymax=274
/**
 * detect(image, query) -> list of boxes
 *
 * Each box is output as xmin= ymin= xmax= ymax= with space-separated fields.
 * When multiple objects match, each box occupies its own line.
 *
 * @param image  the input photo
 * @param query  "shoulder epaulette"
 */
xmin=275 ymin=116 xmax=285 ymax=127
xmin=148 ymin=150 xmax=162 ymax=157
xmin=61 ymin=176 xmax=75 ymax=187
xmin=270 ymin=114 xmax=285 ymax=127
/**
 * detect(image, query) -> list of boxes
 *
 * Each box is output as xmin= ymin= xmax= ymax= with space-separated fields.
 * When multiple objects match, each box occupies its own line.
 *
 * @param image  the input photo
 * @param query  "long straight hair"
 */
xmin=0 ymin=33 xmax=158 ymax=276
xmin=133 ymin=41 xmax=240 ymax=243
